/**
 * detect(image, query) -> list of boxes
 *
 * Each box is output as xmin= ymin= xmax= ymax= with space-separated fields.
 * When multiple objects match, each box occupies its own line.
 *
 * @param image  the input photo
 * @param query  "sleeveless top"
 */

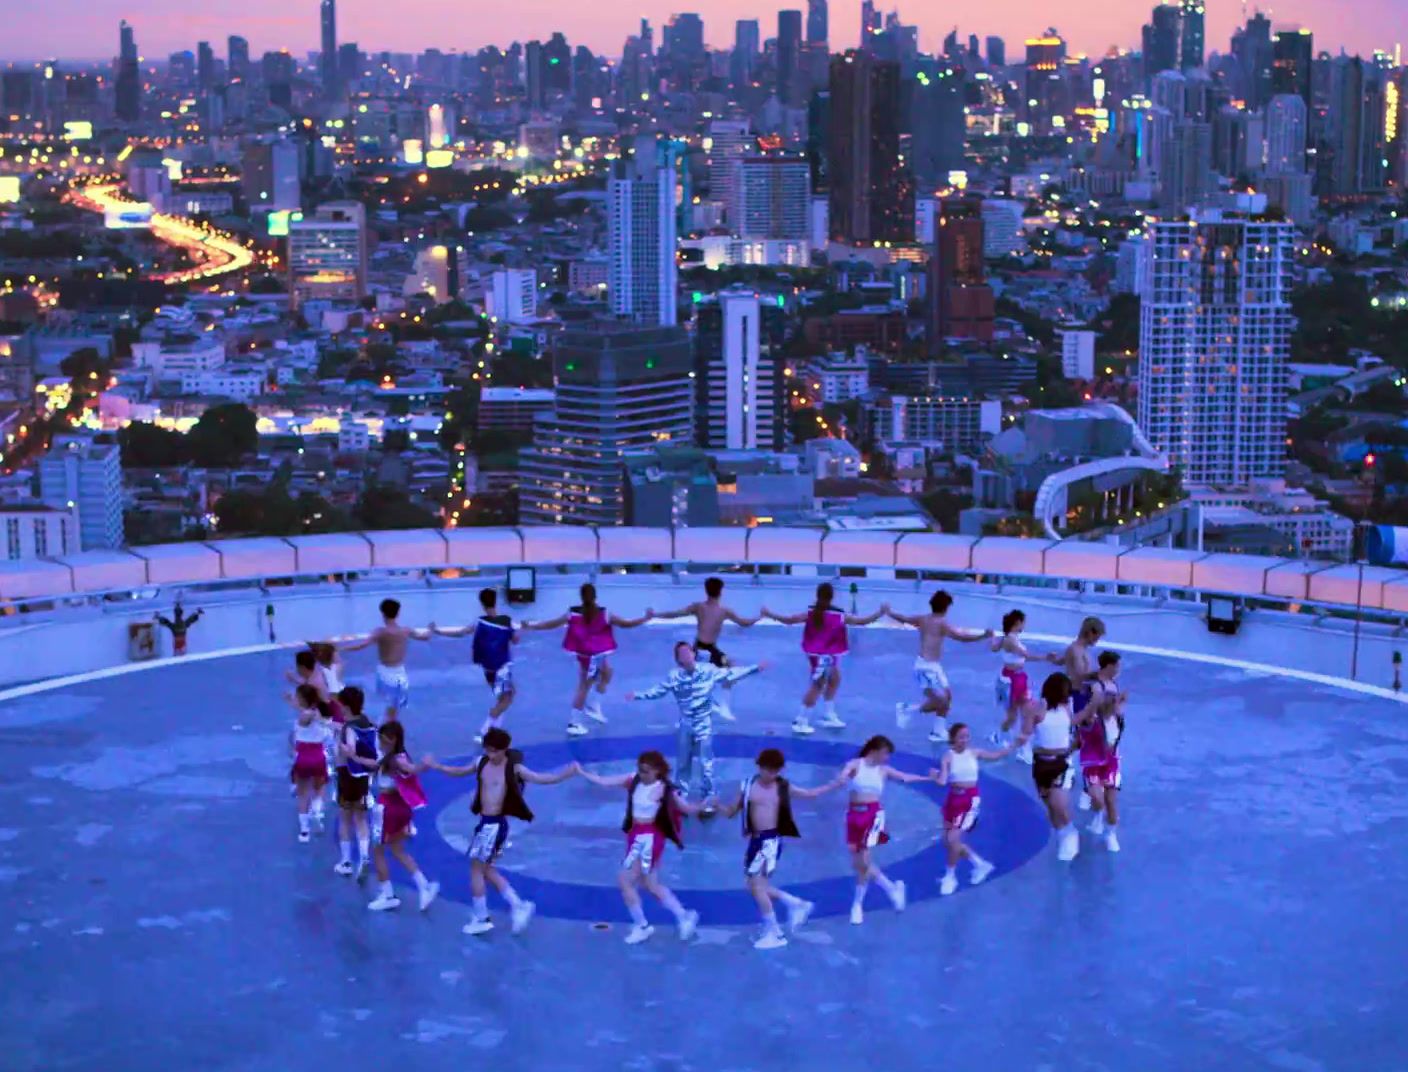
xmin=948 ymin=749 xmax=980 ymax=785
xmin=739 ymin=776 xmax=801 ymax=838
xmin=1034 ymin=702 xmax=1074 ymax=752
xmin=388 ymin=754 xmax=427 ymax=809
xmin=564 ymin=606 xmax=616 ymax=656
xmin=801 ymin=607 xmax=848 ymax=656
xmin=342 ymin=719 xmax=378 ymax=777
xmin=472 ymin=614 xmax=514 ymax=671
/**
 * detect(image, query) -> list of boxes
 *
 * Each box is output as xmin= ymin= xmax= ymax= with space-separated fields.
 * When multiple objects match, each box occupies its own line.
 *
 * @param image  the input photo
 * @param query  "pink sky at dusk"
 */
xmin=2 ymin=0 xmax=1404 ymax=63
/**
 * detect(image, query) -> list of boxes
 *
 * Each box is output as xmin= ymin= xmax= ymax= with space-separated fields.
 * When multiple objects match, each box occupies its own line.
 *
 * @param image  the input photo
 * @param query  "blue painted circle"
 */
xmin=411 ymin=734 xmax=1050 ymax=924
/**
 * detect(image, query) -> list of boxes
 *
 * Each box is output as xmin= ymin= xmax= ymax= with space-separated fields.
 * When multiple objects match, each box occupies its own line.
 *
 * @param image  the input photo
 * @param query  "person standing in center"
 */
xmin=524 ymin=583 xmax=651 ymax=737
xmin=763 ymin=583 xmax=887 ymax=735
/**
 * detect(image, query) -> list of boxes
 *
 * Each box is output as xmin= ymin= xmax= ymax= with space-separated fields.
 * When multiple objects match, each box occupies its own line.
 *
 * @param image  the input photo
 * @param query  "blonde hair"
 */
xmin=1079 ymin=616 xmax=1106 ymax=641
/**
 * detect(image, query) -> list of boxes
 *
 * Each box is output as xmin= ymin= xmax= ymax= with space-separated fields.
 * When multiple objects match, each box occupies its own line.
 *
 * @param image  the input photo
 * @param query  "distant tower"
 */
xmin=320 ymin=0 xmax=338 ymax=97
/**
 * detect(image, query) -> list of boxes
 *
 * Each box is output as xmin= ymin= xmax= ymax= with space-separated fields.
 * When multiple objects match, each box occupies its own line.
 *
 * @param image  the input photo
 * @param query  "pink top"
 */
xmin=564 ymin=607 xmax=617 ymax=656
xmin=1077 ymin=713 xmax=1121 ymax=766
xmin=390 ymin=757 xmax=428 ymax=810
xmin=801 ymin=607 xmax=848 ymax=656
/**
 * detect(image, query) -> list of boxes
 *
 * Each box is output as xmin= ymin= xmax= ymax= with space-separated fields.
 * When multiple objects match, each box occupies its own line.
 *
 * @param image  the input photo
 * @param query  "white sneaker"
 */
xmin=1088 ymin=813 xmax=1106 ymax=837
xmin=473 ymin=734 xmax=484 ymax=745
xmin=297 ymin=830 xmax=311 ymax=844
xmin=988 ymin=730 xmax=1003 ymax=745
xmin=1105 ymin=830 xmax=1121 ymax=853
xmin=566 ymin=721 xmax=589 ymax=737
xmin=1057 ymin=828 xmax=1080 ymax=862
xmin=791 ymin=718 xmax=815 ymax=736
xmin=717 ymin=708 xmax=737 ymax=723
xmin=677 ymin=910 xmax=699 ymax=942
xmin=334 ymin=860 xmax=355 ymax=876
xmin=889 ymin=881 xmax=907 ymax=911
xmin=940 ymin=872 xmax=958 ymax=896
xmin=462 ymin=918 xmax=494 ymax=936
xmin=818 ymin=712 xmax=846 ymax=729
xmin=624 ymin=924 xmax=654 ymax=945
xmin=1016 ymin=742 xmax=1033 ymax=765
xmin=928 ymin=727 xmax=947 ymax=743
xmin=849 ymin=903 xmax=864 ymax=925
xmin=895 ymin=702 xmax=912 ymax=729
xmin=789 ymin=900 xmax=814 ymax=932
xmin=312 ymin=811 xmax=325 ymax=832
xmin=586 ymin=704 xmax=607 ymax=725
xmin=418 ymin=881 xmax=439 ymax=911
xmin=355 ymin=858 xmax=369 ymax=883
xmin=754 ymin=930 xmax=788 ymax=950
xmin=510 ymin=900 xmax=535 ymax=934
xmin=368 ymin=892 xmax=401 ymax=912
xmin=409 ymin=824 xmax=418 ymax=838
xmin=1078 ymin=791 xmax=1093 ymax=812
xmin=970 ymin=859 xmax=995 ymax=886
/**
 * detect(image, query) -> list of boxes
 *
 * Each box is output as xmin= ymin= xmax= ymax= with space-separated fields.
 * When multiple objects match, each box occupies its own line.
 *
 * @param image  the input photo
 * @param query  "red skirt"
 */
xmin=290 ymin=741 xmax=327 ymax=788
xmin=942 ymin=786 xmax=981 ymax=831
xmin=845 ymin=802 xmax=888 ymax=852
xmin=380 ymin=790 xmax=414 ymax=844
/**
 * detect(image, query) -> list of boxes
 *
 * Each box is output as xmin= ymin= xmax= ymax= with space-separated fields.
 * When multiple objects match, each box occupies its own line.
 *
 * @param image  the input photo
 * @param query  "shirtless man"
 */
xmin=886 ymin=591 xmax=994 ymax=742
xmin=654 ymin=577 xmax=761 ymax=721
xmin=337 ymin=599 xmax=433 ymax=721
xmin=1048 ymin=617 xmax=1106 ymax=803
xmin=426 ymin=728 xmax=577 ymax=936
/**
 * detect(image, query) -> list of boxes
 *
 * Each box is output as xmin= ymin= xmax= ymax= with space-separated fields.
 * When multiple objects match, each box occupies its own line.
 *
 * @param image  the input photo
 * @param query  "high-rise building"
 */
xmin=1179 ymin=0 xmax=1205 ymax=70
xmin=524 ymin=40 xmax=545 ymax=110
xmin=732 ymin=20 xmax=760 ymax=86
xmin=708 ymin=119 xmax=754 ymax=222
xmin=1265 ymin=93 xmax=1308 ymax=173
xmin=320 ymin=0 xmax=338 ymax=97
xmin=909 ymin=60 xmax=967 ymax=190
xmin=777 ymin=10 xmax=803 ymax=105
xmin=1159 ymin=119 xmax=1213 ymax=210
xmin=608 ymin=140 xmax=678 ymax=327
xmin=1324 ymin=57 xmax=1388 ymax=196
xmin=543 ymin=33 xmax=572 ymax=93
xmin=242 ymin=141 xmax=301 ymax=213
xmin=1023 ymin=32 xmax=1067 ymax=133
xmin=927 ymin=198 xmax=994 ymax=348
xmin=38 ymin=434 xmax=123 ymax=550
xmin=1142 ymin=5 xmax=1181 ymax=81
xmin=227 ymin=35 xmax=249 ymax=83
xmin=196 ymin=42 xmax=215 ymax=91
xmin=261 ymin=50 xmax=295 ymax=110
xmin=519 ymin=322 xmax=695 ymax=525
xmin=806 ymin=0 xmax=828 ymax=45
xmin=287 ymin=201 xmax=368 ymax=309
xmin=338 ymin=43 xmax=361 ymax=88
xmin=860 ymin=0 xmax=881 ymax=50
xmin=986 ymin=36 xmax=1006 ymax=67
xmin=115 ymin=20 xmax=140 ymax=122
xmin=1234 ymin=13 xmax=1273 ymax=107
xmin=827 ymin=50 xmax=911 ymax=245
xmin=730 ymin=154 xmax=811 ymax=240
xmin=1058 ymin=327 xmax=1097 ymax=380
xmin=695 ymin=290 xmax=781 ymax=451
xmin=1137 ymin=212 xmax=1293 ymax=486
xmin=1271 ymin=29 xmax=1312 ymax=110
xmin=487 ymin=269 xmax=538 ymax=324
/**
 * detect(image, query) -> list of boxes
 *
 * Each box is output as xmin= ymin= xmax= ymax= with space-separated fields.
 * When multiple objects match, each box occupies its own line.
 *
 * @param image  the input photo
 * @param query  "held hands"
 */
xmin=756 ymin=660 xmax=772 ymax=672
xmin=625 ymin=691 xmax=637 ymax=701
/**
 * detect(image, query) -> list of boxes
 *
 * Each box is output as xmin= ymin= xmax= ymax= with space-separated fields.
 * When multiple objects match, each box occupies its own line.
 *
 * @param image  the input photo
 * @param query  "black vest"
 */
xmin=472 ymin=750 xmax=534 ymax=822
xmin=623 ymin=776 xmax=682 ymax=847
xmin=741 ymin=776 xmax=801 ymax=839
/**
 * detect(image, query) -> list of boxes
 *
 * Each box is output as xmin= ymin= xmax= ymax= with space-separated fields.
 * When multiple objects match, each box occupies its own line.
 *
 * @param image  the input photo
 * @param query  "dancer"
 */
xmin=1019 ymin=672 xmax=1080 ymax=862
xmin=887 ymin=591 xmax=994 ymax=742
xmin=433 ymin=588 xmax=518 ymax=741
xmin=578 ymin=751 xmax=706 ymax=945
xmin=360 ymin=720 xmax=439 ymax=912
xmin=287 ymin=684 xmax=331 ymax=843
xmin=654 ymin=576 xmax=761 ymax=721
xmin=523 ymin=583 xmax=650 ymax=737
xmin=717 ymin=748 xmax=835 ymax=949
xmin=626 ymin=641 xmax=767 ymax=805
xmin=762 ymin=583 xmax=886 ymax=735
xmin=1076 ymin=651 xmax=1126 ymax=853
xmin=311 ymin=642 xmax=345 ymax=700
xmin=336 ymin=599 xmax=433 ymax=722
xmin=934 ymin=722 xmax=1015 ymax=895
xmin=834 ymin=735 xmax=937 ymax=924
xmin=991 ymin=609 xmax=1054 ymax=758
xmin=333 ymin=685 xmax=377 ymax=878
xmin=155 ymin=602 xmax=203 ymax=656
xmin=425 ymin=728 xmax=577 ymax=935
xmin=1050 ymin=616 xmax=1106 ymax=807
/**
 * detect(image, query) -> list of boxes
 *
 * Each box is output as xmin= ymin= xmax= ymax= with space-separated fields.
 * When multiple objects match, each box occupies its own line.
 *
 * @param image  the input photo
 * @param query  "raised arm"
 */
xmin=725 ymin=608 xmax=762 ymax=627
xmin=424 ymin=757 xmax=479 ymax=777
xmin=884 ymin=765 xmax=940 ymax=785
xmin=187 ymin=609 xmax=204 ymax=625
xmin=972 ymin=743 xmax=1015 ymax=762
xmin=652 ymin=603 xmax=698 ymax=621
xmin=410 ymin=626 xmax=435 ymax=642
xmin=762 ymin=607 xmax=809 ymax=625
xmin=522 ymin=613 xmax=569 ymax=631
xmin=845 ymin=604 xmax=889 ymax=626
xmin=628 ymin=674 xmax=676 ymax=702
xmin=519 ymin=763 xmax=579 ymax=786
xmin=716 ymin=788 xmax=746 ymax=819
xmin=578 ymin=768 xmax=633 ymax=789
xmin=885 ymin=608 xmax=923 ymax=627
xmin=790 ymin=780 xmax=839 ymax=799
xmin=720 ymin=662 xmax=766 ymax=685
xmin=337 ymin=630 xmax=378 ymax=654
xmin=610 ymin=610 xmax=653 ymax=628
xmin=433 ymin=623 xmax=475 ymax=639
xmin=943 ymin=623 xmax=994 ymax=643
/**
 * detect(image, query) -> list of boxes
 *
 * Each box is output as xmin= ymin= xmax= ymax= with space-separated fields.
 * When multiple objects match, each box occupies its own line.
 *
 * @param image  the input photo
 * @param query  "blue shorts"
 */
xmin=745 ymin=830 xmax=782 ymax=877
xmin=483 ymin=662 xmax=515 ymax=701
xmin=469 ymin=815 xmax=509 ymax=863
xmin=375 ymin=665 xmax=410 ymax=710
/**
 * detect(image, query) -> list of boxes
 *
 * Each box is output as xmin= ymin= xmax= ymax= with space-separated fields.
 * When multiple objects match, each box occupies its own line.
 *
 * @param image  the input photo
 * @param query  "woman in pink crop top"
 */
xmin=762 ymin=583 xmax=888 ymax=737
xmin=525 ymin=582 xmax=652 ymax=739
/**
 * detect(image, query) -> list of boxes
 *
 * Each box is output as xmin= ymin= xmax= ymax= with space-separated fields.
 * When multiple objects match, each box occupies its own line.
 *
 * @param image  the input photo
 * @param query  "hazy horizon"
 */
xmin=1 ymin=0 xmax=1403 ymax=66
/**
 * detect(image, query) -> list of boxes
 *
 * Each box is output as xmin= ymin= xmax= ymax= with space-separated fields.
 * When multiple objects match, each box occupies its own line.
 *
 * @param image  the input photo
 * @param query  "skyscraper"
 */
xmin=197 ymin=41 xmax=215 ymax=91
xmin=777 ymin=10 xmax=803 ymax=105
xmin=986 ymin=37 xmax=1006 ymax=67
xmin=827 ymin=50 xmax=911 ymax=245
xmin=1271 ymin=29 xmax=1312 ymax=110
xmin=227 ymin=35 xmax=250 ymax=83
xmin=524 ymin=40 xmax=545 ymax=110
xmin=320 ymin=0 xmax=338 ymax=97
xmin=909 ymin=60 xmax=967 ymax=190
xmin=1234 ymin=13 xmax=1273 ymax=108
xmin=114 ymin=20 xmax=140 ymax=123
xmin=859 ymin=0 xmax=880 ymax=50
xmin=1179 ymin=0 xmax=1205 ymax=70
xmin=1265 ymin=93 xmax=1308 ymax=172
xmin=1142 ymin=5 xmax=1181 ymax=82
xmin=287 ymin=201 xmax=368 ymax=309
xmin=732 ymin=20 xmax=760 ymax=86
xmin=608 ymin=140 xmax=678 ymax=327
xmin=519 ymin=322 xmax=695 ymax=526
xmin=695 ymin=290 xmax=781 ymax=451
xmin=730 ymin=154 xmax=811 ymax=240
xmin=927 ymin=198 xmax=994 ymax=348
xmin=806 ymin=0 xmax=828 ymax=45
xmin=1137 ymin=212 xmax=1293 ymax=486
xmin=38 ymin=435 xmax=123 ymax=550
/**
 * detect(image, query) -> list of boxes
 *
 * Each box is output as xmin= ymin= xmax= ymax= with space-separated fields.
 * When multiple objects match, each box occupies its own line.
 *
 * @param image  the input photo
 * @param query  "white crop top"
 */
xmin=293 ymin=718 xmax=328 ymax=744
xmin=1034 ymin=703 xmax=1073 ymax=751
xmin=948 ymin=749 xmax=979 ymax=784
xmin=631 ymin=780 xmax=664 ymax=819
xmin=1103 ymin=714 xmax=1122 ymax=749
xmin=850 ymin=760 xmax=886 ymax=795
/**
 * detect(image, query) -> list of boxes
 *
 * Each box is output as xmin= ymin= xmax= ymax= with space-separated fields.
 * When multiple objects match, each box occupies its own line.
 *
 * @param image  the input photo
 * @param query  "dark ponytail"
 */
xmin=580 ymin=582 xmax=599 ymax=623
xmin=809 ymin=582 xmax=834 ymax=630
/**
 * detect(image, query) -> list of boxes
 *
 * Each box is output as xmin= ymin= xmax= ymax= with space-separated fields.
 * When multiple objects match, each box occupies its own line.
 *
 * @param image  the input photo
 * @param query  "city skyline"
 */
xmin=2 ymin=0 xmax=1403 ymax=64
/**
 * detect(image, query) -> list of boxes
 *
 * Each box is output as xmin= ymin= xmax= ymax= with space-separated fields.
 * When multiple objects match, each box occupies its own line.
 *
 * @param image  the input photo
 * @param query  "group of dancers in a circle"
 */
xmin=284 ymin=578 xmax=1126 ymax=950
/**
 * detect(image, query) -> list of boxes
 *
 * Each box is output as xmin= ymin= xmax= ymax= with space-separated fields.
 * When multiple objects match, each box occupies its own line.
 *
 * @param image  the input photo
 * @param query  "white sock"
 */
xmin=298 ymin=813 xmax=311 ymax=834
xmin=412 ymin=870 xmax=430 ymax=893
xmin=761 ymin=909 xmax=780 ymax=933
xmin=472 ymin=895 xmax=489 ymax=919
xmin=852 ymin=882 xmax=868 ymax=908
xmin=479 ymin=716 xmax=493 ymax=736
xmin=311 ymin=797 xmax=324 ymax=819
xmin=628 ymin=901 xmax=648 ymax=927
xmin=944 ymin=866 xmax=957 ymax=881
xmin=500 ymin=883 xmax=522 ymax=908
xmin=586 ymin=694 xmax=602 ymax=712
xmin=872 ymin=871 xmax=896 ymax=896
xmin=570 ymin=708 xmax=585 ymax=724
xmin=357 ymin=835 xmax=370 ymax=859
xmin=824 ymin=700 xmax=838 ymax=718
xmin=772 ymin=888 xmax=804 ymax=908
xmin=969 ymin=851 xmax=990 ymax=869
xmin=379 ymin=880 xmax=394 ymax=898
xmin=339 ymin=841 xmax=352 ymax=864
xmin=797 ymin=707 xmax=811 ymax=723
